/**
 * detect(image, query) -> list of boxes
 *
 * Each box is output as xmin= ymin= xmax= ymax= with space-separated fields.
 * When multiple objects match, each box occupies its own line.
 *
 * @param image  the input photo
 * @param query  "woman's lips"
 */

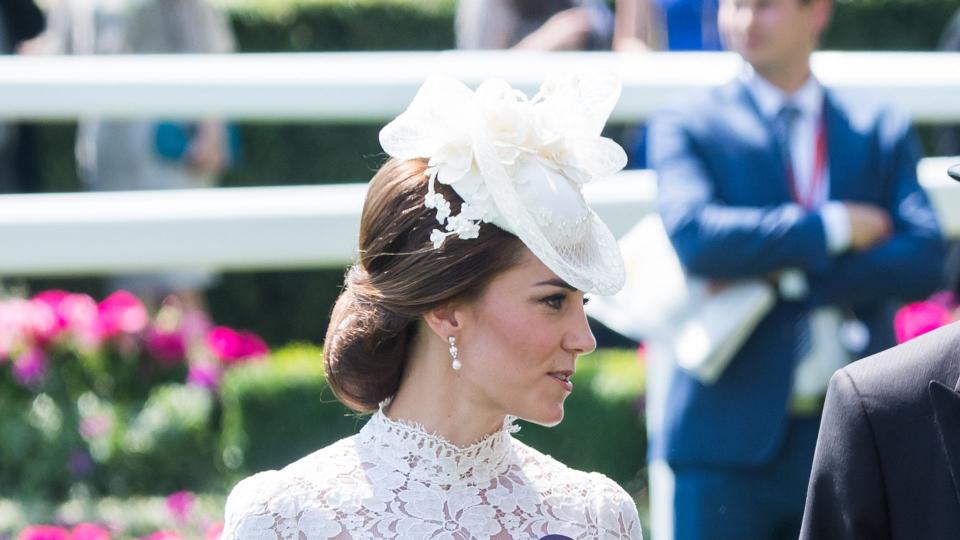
xmin=548 ymin=370 xmax=574 ymax=392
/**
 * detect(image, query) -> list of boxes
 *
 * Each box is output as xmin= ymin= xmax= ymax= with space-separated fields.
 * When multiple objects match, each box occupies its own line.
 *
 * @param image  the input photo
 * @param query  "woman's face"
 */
xmin=455 ymin=248 xmax=597 ymax=426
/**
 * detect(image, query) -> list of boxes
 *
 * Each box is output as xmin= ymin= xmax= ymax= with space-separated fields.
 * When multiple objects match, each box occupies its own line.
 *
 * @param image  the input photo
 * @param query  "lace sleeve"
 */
xmin=221 ymin=471 xmax=279 ymax=539
xmin=221 ymin=470 xmax=345 ymax=540
xmin=590 ymin=474 xmax=644 ymax=539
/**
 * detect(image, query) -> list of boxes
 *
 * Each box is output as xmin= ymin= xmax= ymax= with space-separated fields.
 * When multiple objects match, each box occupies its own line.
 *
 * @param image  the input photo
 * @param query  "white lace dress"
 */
xmin=222 ymin=411 xmax=643 ymax=539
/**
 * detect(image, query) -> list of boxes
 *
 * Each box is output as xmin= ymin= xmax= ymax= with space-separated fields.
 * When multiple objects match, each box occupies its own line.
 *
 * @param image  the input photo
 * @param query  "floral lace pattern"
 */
xmin=222 ymin=411 xmax=642 ymax=539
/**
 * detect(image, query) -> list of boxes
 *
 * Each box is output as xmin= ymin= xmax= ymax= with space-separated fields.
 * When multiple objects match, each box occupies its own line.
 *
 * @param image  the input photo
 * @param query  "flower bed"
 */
xmin=0 ymin=290 xmax=269 ymax=499
xmin=1 ymin=492 xmax=225 ymax=540
xmin=1 ymin=289 xmax=649 ymax=537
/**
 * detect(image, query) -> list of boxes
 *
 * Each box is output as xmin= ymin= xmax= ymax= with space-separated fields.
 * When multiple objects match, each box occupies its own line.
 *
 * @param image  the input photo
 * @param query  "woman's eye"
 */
xmin=542 ymin=294 xmax=566 ymax=310
xmin=582 ymin=296 xmax=591 ymax=306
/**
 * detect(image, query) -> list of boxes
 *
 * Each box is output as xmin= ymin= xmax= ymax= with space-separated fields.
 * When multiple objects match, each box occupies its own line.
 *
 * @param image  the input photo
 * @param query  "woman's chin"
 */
xmin=520 ymin=406 xmax=565 ymax=428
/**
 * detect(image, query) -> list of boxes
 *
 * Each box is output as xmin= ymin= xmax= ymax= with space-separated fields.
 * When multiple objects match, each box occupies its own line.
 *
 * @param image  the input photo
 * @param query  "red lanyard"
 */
xmin=786 ymin=111 xmax=828 ymax=210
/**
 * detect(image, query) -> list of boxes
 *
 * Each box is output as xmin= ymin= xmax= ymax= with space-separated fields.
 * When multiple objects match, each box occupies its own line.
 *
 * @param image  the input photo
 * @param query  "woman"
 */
xmin=221 ymin=73 xmax=643 ymax=539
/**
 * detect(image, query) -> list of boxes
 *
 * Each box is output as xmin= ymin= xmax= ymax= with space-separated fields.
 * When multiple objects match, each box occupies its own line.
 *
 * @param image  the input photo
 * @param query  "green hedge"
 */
xmin=219 ymin=345 xmax=646 ymax=487
xmin=23 ymin=0 xmax=960 ymax=347
xmin=0 ymin=344 xmax=646 ymax=532
xmin=0 ymin=380 xmax=221 ymax=499
xmin=226 ymin=0 xmax=455 ymax=52
xmin=219 ymin=344 xmax=361 ymax=475
xmin=1 ymin=343 xmax=645 ymax=499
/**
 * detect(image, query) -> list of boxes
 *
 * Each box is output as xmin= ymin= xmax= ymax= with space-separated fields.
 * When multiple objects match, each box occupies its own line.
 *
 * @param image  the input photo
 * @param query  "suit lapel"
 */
xmin=929 ymin=375 xmax=960 ymax=510
xmin=823 ymin=92 xmax=857 ymax=202
xmin=731 ymin=80 xmax=793 ymax=204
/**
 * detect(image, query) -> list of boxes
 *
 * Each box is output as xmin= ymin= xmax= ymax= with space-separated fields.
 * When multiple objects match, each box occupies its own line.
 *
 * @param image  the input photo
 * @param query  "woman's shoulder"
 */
xmin=512 ymin=437 xmax=643 ymax=536
xmin=221 ymin=435 xmax=363 ymax=538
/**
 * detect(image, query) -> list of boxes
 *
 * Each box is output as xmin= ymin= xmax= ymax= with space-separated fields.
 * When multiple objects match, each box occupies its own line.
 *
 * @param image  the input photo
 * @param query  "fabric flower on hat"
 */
xmin=378 ymin=73 xmax=627 ymax=295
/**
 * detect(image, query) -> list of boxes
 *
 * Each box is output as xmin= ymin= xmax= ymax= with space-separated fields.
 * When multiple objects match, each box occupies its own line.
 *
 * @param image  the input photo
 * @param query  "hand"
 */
xmin=845 ymin=202 xmax=893 ymax=251
xmin=514 ymin=8 xmax=593 ymax=51
xmin=186 ymin=121 xmax=227 ymax=176
xmin=613 ymin=37 xmax=652 ymax=53
xmin=706 ymin=280 xmax=731 ymax=295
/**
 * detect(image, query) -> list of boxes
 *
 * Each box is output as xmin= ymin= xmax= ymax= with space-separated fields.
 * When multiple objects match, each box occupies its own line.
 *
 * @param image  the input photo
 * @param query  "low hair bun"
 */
xmin=324 ymin=268 xmax=413 ymax=412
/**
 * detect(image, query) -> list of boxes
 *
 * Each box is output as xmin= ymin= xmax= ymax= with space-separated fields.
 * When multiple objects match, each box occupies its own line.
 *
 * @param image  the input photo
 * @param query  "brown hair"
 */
xmin=323 ymin=158 xmax=525 ymax=412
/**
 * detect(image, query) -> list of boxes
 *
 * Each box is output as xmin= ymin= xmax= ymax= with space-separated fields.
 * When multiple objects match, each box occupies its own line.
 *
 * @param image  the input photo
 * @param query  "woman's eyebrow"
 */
xmin=533 ymin=279 xmax=577 ymax=291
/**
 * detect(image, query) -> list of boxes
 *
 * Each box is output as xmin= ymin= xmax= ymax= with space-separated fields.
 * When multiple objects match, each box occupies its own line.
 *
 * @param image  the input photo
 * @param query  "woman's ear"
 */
xmin=422 ymin=302 xmax=463 ymax=340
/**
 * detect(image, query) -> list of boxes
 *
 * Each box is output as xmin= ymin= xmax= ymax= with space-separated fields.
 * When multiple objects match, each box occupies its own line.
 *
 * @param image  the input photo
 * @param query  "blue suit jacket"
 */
xmin=648 ymin=79 xmax=946 ymax=468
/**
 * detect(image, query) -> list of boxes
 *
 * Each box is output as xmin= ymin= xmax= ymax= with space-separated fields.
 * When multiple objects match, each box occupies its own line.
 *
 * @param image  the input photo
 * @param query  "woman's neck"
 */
xmin=385 ymin=331 xmax=506 ymax=447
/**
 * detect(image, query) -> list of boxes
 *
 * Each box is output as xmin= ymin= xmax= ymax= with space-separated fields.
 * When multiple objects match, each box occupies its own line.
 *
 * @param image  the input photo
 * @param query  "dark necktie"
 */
xmin=774 ymin=103 xmax=801 ymax=183
xmin=774 ymin=104 xmax=813 ymax=364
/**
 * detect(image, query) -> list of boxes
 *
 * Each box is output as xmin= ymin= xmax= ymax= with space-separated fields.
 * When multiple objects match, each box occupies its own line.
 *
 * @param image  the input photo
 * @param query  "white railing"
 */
xmin=0 ymin=172 xmax=656 ymax=276
xmin=1 ymin=162 xmax=956 ymax=277
xmin=1 ymin=51 xmax=957 ymax=276
xmin=2 ymin=51 xmax=960 ymax=122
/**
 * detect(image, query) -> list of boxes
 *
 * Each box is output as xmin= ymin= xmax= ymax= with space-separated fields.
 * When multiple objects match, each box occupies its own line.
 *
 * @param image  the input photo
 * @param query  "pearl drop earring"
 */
xmin=448 ymin=336 xmax=461 ymax=371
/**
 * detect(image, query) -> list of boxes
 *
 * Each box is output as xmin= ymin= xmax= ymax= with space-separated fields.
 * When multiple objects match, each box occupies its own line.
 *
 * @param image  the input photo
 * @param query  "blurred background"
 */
xmin=1 ymin=0 xmax=959 ymax=538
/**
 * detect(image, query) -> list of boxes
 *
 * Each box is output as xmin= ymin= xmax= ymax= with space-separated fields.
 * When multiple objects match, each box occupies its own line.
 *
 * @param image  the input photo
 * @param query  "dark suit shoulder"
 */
xmin=825 ymin=89 xmax=913 ymax=142
xmin=648 ymin=81 xmax=749 ymax=145
xmin=841 ymin=321 xmax=960 ymax=410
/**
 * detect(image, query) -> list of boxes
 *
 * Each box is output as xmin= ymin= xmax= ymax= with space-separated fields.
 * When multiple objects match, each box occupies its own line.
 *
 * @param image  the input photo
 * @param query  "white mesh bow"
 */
xmin=379 ymin=73 xmax=626 ymax=295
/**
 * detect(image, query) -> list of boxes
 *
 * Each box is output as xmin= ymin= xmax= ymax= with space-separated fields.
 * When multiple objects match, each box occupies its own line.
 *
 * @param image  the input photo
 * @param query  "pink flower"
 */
xmin=165 ymin=490 xmax=195 ymax=522
xmin=17 ymin=525 xmax=71 ymax=540
xmin=27 ymin=291 xmax=102 ymax=349
xmin=33 ymin=290 xmax=71 ymax=336
xmin=139 ymin=532 xmax=183 ymax=540
xmin=71 ymin=523 xmax=111 ymax=540
xmin=0 ymin=298 xmax=29 ymax=362
xmin=79 ymin=413 xmax=113 ymax=440
xmin=97 ymin=291 xmax=148 ymax=339
xmin=929 ymin=291 xmax=959 ymax=311
xmin=145 ymin=326 xmax=187 ymax=365
xmin=187 ymin=363 xmax=222 ymax=391
xmin=206 ymin=326 xmax=269 ymax=365
xmin=13 ymin=346 xmax=47 ymax=386
xmin=894 ymin=301 xmax=953 ymax=344
xmin=204 ymin=522 xmax=224 ymax=540
xmin=180 ymin=308 xmax=213 ymax=342
xmin=24 ymin=297 xmax=59 ymax=344
xmin=60 ymin=294 xmax=101 ymax=350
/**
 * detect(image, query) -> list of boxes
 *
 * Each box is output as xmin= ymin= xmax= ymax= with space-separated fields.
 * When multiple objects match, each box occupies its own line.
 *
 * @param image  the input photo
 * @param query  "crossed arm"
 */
xmin=650 ymin=106 xmax=946 ymax=309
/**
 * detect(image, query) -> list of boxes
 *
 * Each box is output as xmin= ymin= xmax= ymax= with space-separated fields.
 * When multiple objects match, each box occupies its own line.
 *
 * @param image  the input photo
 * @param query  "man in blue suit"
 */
xmin=647 ymin=0 xmax=946 ymax=538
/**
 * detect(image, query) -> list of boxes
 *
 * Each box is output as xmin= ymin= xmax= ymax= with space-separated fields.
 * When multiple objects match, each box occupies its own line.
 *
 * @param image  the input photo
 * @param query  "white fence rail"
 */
xmin=3 ymin=51 xmax=960 ymax=122
xmin=0 ymin=172 xmax=657 ymax=276
xmin=1 ymin=162 xmax=956 ymax=277
xmin=1 ymin=51 xmax=957 ymax=276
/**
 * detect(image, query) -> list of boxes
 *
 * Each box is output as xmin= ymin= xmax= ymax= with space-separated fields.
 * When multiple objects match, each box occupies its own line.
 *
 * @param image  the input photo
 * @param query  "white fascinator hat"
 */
xmin=379 ymin=73 xmax=627 ymax=296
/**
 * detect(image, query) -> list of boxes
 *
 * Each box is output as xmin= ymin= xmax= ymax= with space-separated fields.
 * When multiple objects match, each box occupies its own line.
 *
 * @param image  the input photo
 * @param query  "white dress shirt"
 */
xmin=742 ymin=68 xmax=854 ymax=408
xmin=743 ymin=68 xmax=851 ymax=254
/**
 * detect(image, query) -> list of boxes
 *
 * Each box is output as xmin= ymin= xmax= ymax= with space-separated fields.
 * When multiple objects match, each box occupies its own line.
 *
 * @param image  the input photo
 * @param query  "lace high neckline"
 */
xmin=357 ymin=410 xmax=518 ymax=486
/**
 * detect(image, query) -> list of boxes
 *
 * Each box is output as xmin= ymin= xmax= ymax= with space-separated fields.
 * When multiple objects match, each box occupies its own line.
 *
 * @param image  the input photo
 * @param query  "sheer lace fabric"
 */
xmin=222 ymin=411 xmax=642 ymax=539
